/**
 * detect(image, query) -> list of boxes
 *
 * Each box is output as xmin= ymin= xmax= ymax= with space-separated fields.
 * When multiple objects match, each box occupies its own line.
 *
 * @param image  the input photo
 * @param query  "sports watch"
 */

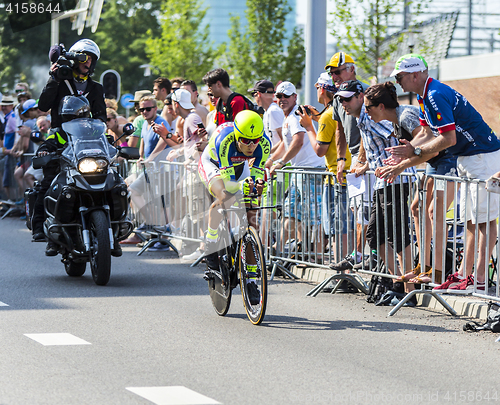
xmin=414 ymin=147 xmax=422 ymax=157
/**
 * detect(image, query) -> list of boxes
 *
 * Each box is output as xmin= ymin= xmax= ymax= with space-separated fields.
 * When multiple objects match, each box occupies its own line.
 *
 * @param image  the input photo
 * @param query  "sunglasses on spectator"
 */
xmin=395 ymin=73 xmax=412 ymax=84
xmin=252 ymin=90 xmax=274 ymax=97
xmin=276 ymin=94 xmax=292 ymax=99
xmin=138 ymin=106 xmax=154 ymax=113
xmin=338 ymin=94 xmax=358 ymax=103
xmin=328 ymin=66 xmax=347 ymax=77
xmin=238 ymin=137 xmax=261 ymax=145
xmin=364 ymin=103 xmax=379 ymax=111
xmin=207 ymin=92 xmax=214 ymax=97
xmin=106 ymin=117 xmax=113 ymax=122
xmin=15 ymin=88 xmax=25 ymax=93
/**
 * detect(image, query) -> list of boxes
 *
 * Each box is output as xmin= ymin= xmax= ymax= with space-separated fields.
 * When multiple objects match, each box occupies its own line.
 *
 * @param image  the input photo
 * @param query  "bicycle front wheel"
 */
xmin=239 ymin=226 xmax=267 ymax=325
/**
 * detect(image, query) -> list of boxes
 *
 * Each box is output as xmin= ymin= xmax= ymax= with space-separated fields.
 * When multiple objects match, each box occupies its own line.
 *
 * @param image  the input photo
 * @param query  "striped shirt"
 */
xmin=357 ymin=105 xmax=415 ymax=189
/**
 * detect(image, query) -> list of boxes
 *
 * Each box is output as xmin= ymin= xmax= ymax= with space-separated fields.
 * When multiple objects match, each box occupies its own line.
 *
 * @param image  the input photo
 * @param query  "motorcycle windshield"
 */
xmin=62 ymin=118 xmax=112 ymax=162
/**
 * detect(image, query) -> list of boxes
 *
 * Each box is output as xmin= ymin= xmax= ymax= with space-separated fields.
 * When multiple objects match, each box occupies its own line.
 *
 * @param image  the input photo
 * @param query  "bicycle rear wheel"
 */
xmin=239 ymin=226 xmax=267 ymax=325
xmin=208 ymin=228 xmax=233 ymax=316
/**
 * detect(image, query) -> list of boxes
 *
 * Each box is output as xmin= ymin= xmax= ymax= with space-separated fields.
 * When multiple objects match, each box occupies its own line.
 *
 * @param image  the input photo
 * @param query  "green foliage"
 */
xmin=223 ymin=0 xmax=305 ymax=93
xmin=145 ymin=0 xmax=215 ymax=85
xmin=89 ymin=0 xmax=163 ymax=94
xmin=330 ymin=0 xmax=403 ymax=82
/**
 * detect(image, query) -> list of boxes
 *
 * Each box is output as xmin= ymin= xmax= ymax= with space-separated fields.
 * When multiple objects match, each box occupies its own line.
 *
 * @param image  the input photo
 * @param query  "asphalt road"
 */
xmin=1 ymin=216 xmax=500 ymax=405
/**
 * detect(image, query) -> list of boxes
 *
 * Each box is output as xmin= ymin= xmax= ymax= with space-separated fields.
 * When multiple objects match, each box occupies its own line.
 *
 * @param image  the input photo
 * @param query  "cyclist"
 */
xmin=199 ymin=110 xmax=271 ymax=304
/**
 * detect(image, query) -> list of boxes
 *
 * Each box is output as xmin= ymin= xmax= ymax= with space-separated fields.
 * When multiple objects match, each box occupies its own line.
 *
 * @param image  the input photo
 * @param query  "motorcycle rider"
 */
xmin=32 ymin=39 xmax=107 ymax=257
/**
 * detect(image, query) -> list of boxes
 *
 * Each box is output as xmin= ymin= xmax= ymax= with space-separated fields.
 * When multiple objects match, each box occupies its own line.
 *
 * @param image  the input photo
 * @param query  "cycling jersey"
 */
xmin=199 ymin=122 xmax=271 ymax=194
xmin=418 ymin=77 xmax=500 ymax=156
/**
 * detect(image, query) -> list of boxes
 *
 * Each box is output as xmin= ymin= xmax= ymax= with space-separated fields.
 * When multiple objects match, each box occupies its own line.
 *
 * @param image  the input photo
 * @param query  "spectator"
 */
xmin=205 ymin=91 xmax=219 ymax=138
xmin=153 ymin=77 xmax=172 ymax=123
xmin=0 ymin=96 xmax=17 ymax=201
xmin=106 ymin=108 xmax=129 ymax=147
xmin=181 ymin=80 xmax=209 ymax=126
xmin=171 ymin=77 xmax=185 ymax=91
xmin=326 ymin=52 xmax=373 ymax=271
xmin=297 ymin=73 xmax=352 ymax=262
xmin=249 ymin=80 xmax=284 ymax=154
xmin=249 ymin=79 xmax=284 ymax=245
xmin=166 ymin=88 xmax=209 ymax=261
xmin=202 ymin=68 xmax=248 ymax=125
xmin=369 ymin=82 xmax=457 ymax=285
xmin=24 ymin=116 xmax=50 ymax=188
xmin=13 ymin=99 xmax=39 ymax=196
xmin=127 ymin=90 xmax=152 ymax=148
xmin=164 ymin=93 xmax=178 ymax=130
xmin=335 ymin=80 xmax=416 ymax=299
xmin=386 ymin=54 xmax=500 ymax=292
xmin=268 ymin=81 xmax=324 ymax=255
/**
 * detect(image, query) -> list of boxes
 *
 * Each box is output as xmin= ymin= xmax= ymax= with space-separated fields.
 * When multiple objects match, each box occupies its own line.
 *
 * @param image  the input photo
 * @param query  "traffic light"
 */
xmin=100 ymin=69 xmax=121 ymax=100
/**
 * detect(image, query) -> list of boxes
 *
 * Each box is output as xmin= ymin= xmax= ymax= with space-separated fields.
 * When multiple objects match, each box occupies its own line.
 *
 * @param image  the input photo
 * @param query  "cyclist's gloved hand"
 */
xmin=255 ymin=178 xmax=267 ymax=196
xmin=240 ymin=176 xmax=254 ymax=196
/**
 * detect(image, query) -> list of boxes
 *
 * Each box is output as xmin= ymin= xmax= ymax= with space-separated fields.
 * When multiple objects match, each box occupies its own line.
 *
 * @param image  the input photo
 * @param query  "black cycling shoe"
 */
xmin=247 ymin=281 xmax=261 ymax=305
xmin=32 ymin=232 xmax=46 ymax=242
xmin=205 ymin=251 xmax=219 ymax=271
xmin=45 ymin=242 xmax=58 ymax=257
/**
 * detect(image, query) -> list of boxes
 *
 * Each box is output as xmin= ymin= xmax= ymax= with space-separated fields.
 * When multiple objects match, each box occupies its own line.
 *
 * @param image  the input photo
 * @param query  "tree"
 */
xmin=145 ymin=0 xmax=215 ymax=83
xmin=223 ymin=0 xmax=305 ymax=93
xmin=330 ymin=0 xmax=403 ymax=82
xmin=330 ymin=0 xmax=429 ymax=82
xmin=89 ymin=0 xmax=163 ymax=94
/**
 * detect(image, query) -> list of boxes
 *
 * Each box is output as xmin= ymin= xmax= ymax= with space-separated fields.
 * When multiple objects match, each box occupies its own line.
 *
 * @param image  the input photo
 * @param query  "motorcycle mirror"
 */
xmin=106 ymin=134 xmax=115 ymax=145
xmin=118 ymin=146 xmax=140 ymax=160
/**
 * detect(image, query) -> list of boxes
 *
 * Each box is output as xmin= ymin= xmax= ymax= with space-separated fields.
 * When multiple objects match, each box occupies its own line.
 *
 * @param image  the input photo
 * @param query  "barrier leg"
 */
xmin=388 ymin=289 xmax=457 ymax=316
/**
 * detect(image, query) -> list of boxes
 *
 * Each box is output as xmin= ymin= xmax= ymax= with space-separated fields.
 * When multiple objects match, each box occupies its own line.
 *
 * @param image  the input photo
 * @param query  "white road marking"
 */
xmin=126 ymin=386 xmax=221 ymax=405
xmin=0 ymin=301 xmax=9 ymax=306
xmin=24 ymin=333 xmax=91 ymax=346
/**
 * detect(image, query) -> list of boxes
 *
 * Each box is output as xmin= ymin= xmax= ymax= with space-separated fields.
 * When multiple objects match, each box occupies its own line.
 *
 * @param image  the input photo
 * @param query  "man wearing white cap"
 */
xmin=297 ymin=73 xmax=352 ymax=261
xmin=268 ymin=81 xmax=324 ymax=255
xmin=386 ymin=53 xmax=500 ymax=293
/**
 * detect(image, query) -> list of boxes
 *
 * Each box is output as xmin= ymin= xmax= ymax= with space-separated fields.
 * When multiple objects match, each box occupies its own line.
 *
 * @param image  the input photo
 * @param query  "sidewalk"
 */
xmin=290 ymin=265 xmax=490 ymax=320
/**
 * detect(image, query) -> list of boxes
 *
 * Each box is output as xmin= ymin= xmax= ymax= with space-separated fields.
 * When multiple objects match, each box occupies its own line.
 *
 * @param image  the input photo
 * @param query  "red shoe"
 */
xmin=447 ymin=274 xmax=474 ymax=294
xmin=432 ymin=272 xmax=461 ymax=292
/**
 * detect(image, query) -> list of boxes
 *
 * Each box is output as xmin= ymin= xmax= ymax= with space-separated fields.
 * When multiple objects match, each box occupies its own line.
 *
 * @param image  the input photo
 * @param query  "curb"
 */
xmin=290 ymin=265 xmax=489 ymax=320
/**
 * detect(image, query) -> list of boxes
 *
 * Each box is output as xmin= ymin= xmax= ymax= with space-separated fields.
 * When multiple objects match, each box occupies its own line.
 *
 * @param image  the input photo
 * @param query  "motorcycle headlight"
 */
xmin=78 ymin=158 xmax=108 ymax=173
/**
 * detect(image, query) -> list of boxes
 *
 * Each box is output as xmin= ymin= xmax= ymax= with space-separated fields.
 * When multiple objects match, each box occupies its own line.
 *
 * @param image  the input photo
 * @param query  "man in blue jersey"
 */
xmin=386 ymin=54 xmax=500 ymax=293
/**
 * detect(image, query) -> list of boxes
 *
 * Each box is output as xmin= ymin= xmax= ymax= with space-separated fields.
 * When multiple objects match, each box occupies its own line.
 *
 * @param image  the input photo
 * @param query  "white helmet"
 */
xmin=69 ymin=39 xmax=100 ymax=76
xmin=69 ymin=39 xmax=100 ymax=60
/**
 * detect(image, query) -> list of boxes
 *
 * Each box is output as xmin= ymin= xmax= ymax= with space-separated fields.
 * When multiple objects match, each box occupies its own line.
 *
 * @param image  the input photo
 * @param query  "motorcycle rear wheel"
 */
xmin=89 ymin=210 xmax=111 ymax=286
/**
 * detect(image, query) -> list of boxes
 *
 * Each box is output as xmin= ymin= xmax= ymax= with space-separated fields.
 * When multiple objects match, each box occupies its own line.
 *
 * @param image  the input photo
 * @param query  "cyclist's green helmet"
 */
xmin=233 ymin=110 xmax=264 ymax=141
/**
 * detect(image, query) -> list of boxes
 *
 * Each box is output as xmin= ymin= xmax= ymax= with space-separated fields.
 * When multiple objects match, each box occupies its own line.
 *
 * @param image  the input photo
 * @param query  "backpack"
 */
xmin=216 ymin=92 xmax=264 ymax=124
xmin=463 ymin=301 xmax=500 ymax=333
xmin=366 ymin=261 xmax=393 ymax=304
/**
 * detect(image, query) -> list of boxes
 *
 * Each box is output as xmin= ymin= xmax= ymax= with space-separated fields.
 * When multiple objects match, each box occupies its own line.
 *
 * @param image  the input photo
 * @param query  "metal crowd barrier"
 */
xmin=119 ymin=158 xmax=499 ymax=312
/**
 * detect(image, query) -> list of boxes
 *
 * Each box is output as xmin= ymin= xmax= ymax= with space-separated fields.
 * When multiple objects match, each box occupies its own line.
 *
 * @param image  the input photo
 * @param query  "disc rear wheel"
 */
xmin=208 ymin=230 xmax=233 ymax=316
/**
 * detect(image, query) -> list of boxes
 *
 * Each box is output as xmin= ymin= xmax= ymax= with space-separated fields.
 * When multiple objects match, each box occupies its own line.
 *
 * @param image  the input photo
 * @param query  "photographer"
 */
xmin=32 ymin=39 xmax=105 ymax=255
xmin=38 ymin=39 xmax=106 ymax=128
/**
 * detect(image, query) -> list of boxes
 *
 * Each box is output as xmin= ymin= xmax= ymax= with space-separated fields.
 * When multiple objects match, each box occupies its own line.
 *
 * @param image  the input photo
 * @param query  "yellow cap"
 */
xmin=234 ymin=110 xmax=264 ymax=140
xmin=325 ymin=52 xmax=355 ymax=70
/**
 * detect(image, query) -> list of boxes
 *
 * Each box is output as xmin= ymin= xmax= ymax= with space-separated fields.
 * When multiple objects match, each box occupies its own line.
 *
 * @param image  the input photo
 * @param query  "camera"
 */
xmin=52 ymin=44 xmax=88 ymax=81
xmin=295 ymin=105 xmax=311 ymax=116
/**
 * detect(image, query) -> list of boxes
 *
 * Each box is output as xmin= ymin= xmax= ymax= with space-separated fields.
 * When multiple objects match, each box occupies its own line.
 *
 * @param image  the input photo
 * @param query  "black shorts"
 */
xmin=366 ymin=183 xmax=411 ymax=253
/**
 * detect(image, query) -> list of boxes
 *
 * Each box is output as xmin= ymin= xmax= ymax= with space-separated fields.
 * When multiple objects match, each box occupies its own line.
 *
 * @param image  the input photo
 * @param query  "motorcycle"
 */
xmin=30 ymin=118 xmax=139 ymax=285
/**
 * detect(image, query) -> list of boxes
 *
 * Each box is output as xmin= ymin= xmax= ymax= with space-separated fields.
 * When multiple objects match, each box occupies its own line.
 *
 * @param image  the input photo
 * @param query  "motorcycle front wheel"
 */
xmin=89 ymin=210 xmax=111 ymax=285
